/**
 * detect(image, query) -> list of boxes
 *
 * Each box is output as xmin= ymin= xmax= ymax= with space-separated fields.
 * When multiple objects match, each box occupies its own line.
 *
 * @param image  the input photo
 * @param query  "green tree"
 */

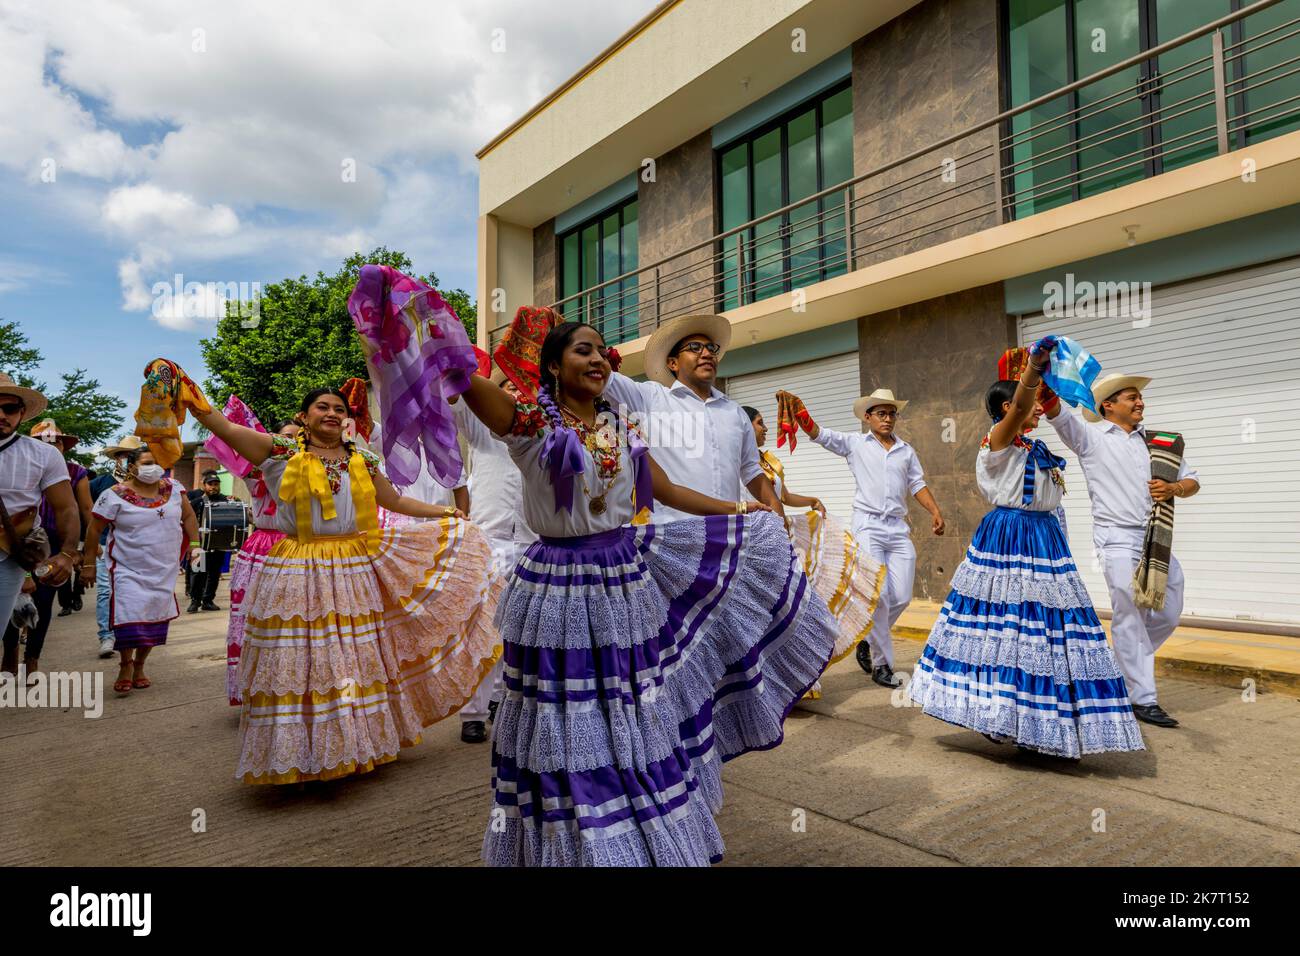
xmin=200 ymin=248 xmax=477 ymax=426
xmin=0 ymin=320 xmax=127 ymax=465
xmin=0 ymin=319 xmax=45 ymax=387
xmin=40 ymin=369 xmax=128 ymax=466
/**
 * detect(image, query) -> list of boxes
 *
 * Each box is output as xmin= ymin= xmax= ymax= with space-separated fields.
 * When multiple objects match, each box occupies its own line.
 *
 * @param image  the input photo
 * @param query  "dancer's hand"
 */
xmin=79 ymin=565 xmax=96 ymax=588
xmin=442 ymin=506 xmax=466 ymax=519
xmin=931 ymin=512 xmax=946 ymax=536
xmin=743 ymin=500 xmax=772 ymax=514
xmin=1148 ymin=479 xmax=1180 ymax=502
xmin=810 ymin=498 xmax=827 ymax=516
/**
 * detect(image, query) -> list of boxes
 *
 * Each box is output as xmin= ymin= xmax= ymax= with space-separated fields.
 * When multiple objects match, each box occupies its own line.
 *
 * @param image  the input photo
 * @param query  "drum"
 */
xmin=201 ymin=500 xmax=250 ymax=552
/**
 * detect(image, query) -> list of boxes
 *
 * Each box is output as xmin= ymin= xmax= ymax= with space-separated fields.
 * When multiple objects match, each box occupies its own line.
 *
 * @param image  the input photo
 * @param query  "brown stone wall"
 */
xmin=532 ymin=218 xmax=556 ymax=308
xmin=850 ymin=0 xmax=1001 ymax=267
xmin=637 ymin=131 xmax=717 ymax=332
xmin=856 ymin=283 xmax=1016 ymax=602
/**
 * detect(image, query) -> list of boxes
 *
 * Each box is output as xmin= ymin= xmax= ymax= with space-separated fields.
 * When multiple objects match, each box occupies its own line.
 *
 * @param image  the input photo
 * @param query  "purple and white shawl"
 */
xmin=347 ymin=264 xmax=479 ymax=489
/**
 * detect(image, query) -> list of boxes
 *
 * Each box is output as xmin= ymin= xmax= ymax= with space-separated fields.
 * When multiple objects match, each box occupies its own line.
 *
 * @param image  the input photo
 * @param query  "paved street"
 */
xmin=3 ymin=579 xmax=1298 ymax=867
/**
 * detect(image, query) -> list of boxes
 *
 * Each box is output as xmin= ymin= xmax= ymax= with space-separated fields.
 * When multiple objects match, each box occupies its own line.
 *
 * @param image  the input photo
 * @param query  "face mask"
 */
xmin=134 ymin=464 xmax=165 ymax=483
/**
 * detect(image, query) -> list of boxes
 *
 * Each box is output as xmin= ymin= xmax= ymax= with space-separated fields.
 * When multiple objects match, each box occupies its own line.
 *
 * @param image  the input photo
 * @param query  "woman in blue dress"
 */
xmin=907 ymin=341 xmax=1145 ymax=759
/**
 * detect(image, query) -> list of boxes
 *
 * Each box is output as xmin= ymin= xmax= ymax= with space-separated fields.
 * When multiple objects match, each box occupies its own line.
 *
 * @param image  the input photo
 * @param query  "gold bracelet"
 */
xmin=735 ymin=500 xmax=746 ymax=516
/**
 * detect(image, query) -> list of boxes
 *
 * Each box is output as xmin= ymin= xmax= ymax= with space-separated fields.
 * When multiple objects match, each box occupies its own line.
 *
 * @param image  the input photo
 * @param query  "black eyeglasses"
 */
xmin=674 ymin=342 xmax=721 ymax=356
xmin=0 ymin=401 xmax=25 ymax=416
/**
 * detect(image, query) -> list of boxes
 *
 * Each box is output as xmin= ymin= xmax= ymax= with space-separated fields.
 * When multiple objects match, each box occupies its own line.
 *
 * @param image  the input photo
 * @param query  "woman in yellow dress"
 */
xmin=190 ymin=382 xmax=500 ymax=784
xmin=744 ymin=405 xmax=884 ymax=697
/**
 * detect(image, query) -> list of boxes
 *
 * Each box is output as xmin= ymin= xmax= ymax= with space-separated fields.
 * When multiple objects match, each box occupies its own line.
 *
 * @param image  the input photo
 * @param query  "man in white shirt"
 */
xmin=782 ymin=387 xmax=945 ymax=689
xmin=1047 ymin=373 xmax=1199 ymax=729
xmin=602 ymin=314 xmax=782 ymax=522
xmin=0 ymin=374 xmax=79 ymax=677
xmin=454 ymin=373 xmax=537 ymax=743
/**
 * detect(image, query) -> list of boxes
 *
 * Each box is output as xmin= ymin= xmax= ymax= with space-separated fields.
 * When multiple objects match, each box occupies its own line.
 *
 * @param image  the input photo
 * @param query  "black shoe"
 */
xmin=57 ymin=607 xmax=73 ymax=617
xmin=71 ymin=596 xmax=83 ymax=612
xmin=487 ymin=700 xmax=499 ymax=724
xmin=855 ymin=640 xmax=873 ymax=675
xmin=1132 ymin=703 xmax=1180 ymax=728
xmin=187 ymin=602 xmax=200 ymax=614
xmin=200 ymin=601 xmax=221 ymax=612
xmin=872 ymin=664 xmax=902 ymax=689
xmin=460 ymin=720 xmax=487 ymax=743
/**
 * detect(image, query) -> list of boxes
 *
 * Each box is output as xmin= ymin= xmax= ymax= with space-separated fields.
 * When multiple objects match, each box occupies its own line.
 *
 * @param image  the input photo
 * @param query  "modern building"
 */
xmin=475 ymin=0 xmax=1300 ymax=630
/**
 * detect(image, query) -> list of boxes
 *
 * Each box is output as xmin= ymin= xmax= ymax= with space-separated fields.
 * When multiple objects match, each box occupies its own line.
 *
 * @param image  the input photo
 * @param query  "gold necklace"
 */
xmin=559 ymin=404 xmax=622 ymax=515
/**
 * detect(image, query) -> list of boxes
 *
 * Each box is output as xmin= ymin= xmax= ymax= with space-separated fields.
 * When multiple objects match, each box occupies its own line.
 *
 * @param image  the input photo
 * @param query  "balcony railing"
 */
xmin=488 ymin=0 xmax=1300 ymax=348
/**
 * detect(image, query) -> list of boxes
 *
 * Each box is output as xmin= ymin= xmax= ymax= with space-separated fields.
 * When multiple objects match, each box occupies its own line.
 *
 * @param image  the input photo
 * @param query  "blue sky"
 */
xmin=0 ymin=0 xmax=654 ymax=443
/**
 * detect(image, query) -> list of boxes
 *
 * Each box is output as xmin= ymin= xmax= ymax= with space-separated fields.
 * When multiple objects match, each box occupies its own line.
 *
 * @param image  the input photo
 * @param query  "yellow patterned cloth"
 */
xmin=787 ymin=509 xmax=885 ymax=667
xmin=237 ymin=449 xmax=500 ymax=785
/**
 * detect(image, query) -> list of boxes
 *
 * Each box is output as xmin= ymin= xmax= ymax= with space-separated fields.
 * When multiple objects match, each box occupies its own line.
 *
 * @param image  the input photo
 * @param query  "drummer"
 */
xmin=187 ymin=470 xmax=229 ymax=613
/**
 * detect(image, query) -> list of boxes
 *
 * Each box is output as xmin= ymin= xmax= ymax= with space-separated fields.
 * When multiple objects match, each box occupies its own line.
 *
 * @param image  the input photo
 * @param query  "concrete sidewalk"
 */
xmin=895 ymin=601 xmax=1300 ymax=695
xmin=3 ymin=579 xmax=1298 ymax=867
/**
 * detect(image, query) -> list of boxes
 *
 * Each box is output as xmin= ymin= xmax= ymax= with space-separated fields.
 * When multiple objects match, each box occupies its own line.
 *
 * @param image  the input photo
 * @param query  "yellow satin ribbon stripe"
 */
xmin=276 ymin=432 xmax=381 ymax=549
xmin=760 ymin=449 xmax=784 ymax=486
xmin=347 ymin=448 xmax=381 ymax=555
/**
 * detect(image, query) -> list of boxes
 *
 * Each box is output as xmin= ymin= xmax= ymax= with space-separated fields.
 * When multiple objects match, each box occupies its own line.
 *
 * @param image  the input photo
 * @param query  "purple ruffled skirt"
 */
xmin=481 ymin=511 xmax=837 ymax=867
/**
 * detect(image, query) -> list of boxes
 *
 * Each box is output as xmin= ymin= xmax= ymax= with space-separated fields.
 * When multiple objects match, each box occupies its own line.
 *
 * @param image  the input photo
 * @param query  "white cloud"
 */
xmin=0 ymin=0 xmax=659 ymax=326
xmin=102 ymin=184 xmax=239 ymax=239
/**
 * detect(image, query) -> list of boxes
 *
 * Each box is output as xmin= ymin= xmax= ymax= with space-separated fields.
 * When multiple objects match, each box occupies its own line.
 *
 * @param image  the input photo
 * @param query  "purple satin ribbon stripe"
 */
xmin=628 ymin=427 xmax=654 ymax=515
xmin=539 ymin=425 xmax=587 ymax=514
xmin=347 ymin=264 xmax=478 ymax=489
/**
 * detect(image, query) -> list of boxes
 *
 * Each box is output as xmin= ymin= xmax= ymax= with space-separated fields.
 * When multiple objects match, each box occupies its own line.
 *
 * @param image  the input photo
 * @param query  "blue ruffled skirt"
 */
xmin=482 ymin=511 xmax=837 ymax=866
xmin=907 ymin=506 xmax=1144 ymax=758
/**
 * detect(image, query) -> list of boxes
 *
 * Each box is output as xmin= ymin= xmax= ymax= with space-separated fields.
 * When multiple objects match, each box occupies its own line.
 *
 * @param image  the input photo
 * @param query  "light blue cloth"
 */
xmin=96 ymin=554 xmax=112 ymax=642
xmin=0 ymin=552 xmax=27 ymax=634
xmin=1034 ymin=335 xmax=1102 ymax=413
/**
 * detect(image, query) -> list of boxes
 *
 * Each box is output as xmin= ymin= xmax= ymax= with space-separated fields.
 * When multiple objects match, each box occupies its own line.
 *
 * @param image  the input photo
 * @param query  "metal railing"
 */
xmin=488 ymin=0 xmax=1300 ymax=348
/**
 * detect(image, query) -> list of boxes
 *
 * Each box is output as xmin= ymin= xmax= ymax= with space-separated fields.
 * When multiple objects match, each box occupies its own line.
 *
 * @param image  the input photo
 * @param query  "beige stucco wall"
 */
xmin=478 ymin=0 xmax=920 ymax=225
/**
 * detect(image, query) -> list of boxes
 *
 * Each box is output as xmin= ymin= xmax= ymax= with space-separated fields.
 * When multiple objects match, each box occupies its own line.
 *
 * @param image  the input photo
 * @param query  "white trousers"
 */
xmin=461 ymin=659 xmax=504 ymax=723
xmin=462 ymin=537 xmax=516 ymax=725
xmin=1098 ymin=535 xmax=1184 ymax=707
xmin=855 ymin=521 xmax=916 ymax=670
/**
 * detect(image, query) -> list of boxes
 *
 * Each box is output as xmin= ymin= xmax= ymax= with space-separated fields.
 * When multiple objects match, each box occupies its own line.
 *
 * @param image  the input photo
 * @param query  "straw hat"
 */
xmin=853 ymin=388 xmax=908 ymax=420
xmin=0 ymin=373 xmax=47 ymax=421
xmin=1083 ymin=373 xmax=1151 ymax=422
xmin=102 ymin=434 xmax=146 ymax=458
xmin=30 ymin=418 xmax=78 ymax=450
xmin=643 ymin=314 xmax=732 ymax=387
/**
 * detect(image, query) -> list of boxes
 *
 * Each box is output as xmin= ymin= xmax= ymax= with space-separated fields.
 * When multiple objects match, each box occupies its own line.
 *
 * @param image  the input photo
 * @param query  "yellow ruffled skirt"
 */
xmin=235 ymin=518 xmax=500 ymax=784
xmin=787 ymin=510 xmax=885 ymax=699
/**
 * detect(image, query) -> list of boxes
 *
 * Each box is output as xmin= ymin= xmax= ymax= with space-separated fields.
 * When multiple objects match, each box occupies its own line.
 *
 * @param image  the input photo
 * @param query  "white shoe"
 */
xmin=98 ymin=637 xmax=116 ymax=658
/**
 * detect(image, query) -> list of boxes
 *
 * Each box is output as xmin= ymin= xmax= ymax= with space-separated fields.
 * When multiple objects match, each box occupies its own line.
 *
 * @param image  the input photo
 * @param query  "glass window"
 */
xmin=715 ymin=80 xmax=854 ymax=310
xmin=557 ymin=197 xmax=639 ymax=343
xmin=1241 ymin=1 xmax=1300 ymax=143
xmin=1002 ymin=1 xmax=1292 ymax=215
xmin=1007 ymin=0 xmax=1073 ymax=216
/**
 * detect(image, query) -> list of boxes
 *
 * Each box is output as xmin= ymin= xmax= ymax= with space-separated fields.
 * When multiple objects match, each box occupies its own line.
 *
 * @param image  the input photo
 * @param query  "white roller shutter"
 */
xmin=724 ymin=352 xmax=861 ymax=522
xmin=1019 ymin=256 xmax=1300 ymax=627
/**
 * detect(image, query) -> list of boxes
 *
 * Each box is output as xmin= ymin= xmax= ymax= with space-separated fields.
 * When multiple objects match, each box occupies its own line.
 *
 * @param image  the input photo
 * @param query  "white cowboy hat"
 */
xmin=0 ymin=373 xmax=48 ymax=421
xmin=643 ymin=314 xmax=733 ymax=387
xmin=102 ymin=434 xmax=146 ymax=458
xmin=853 ymin=388 xmax=907 ymax=420
xmin=30 ymin=418 xmax=79 ymax=451
xmin=1084 ymin=373 xmax=1152 ymax=422
xmin=490 ymin=365 xmax=508 ymax=387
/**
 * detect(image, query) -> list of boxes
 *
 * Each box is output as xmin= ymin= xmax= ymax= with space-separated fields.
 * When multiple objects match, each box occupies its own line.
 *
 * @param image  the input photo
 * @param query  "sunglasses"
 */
xmin=0 ymin=401 xmax=25 ymax=416
xmin=674 ymin=342 xmax=721 ymax=357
